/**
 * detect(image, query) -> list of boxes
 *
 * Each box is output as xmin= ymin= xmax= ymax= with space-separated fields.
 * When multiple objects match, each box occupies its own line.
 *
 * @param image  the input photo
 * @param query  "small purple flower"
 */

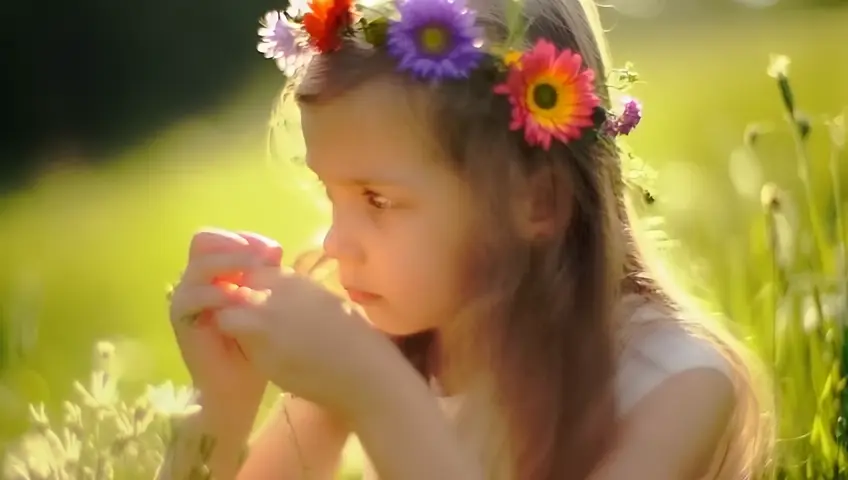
xmin=257 ymin=11 xmax=309 ymax=76
xmin=387 ymin=0 xmax=484 ymax=81
xmin=616 ymin=97 xmax=642 ymax=135
xmin=601 ymin=97 xmax=643 ymax=137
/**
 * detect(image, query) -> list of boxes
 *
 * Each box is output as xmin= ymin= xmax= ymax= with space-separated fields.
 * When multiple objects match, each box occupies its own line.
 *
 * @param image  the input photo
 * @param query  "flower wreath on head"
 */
xmin=256 ymin=0 xmax=643 ymax=152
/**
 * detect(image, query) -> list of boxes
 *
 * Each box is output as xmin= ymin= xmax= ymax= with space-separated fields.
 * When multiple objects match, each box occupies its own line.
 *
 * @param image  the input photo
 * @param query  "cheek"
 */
xmin=379 ymin=215 xmax=470 ymax=314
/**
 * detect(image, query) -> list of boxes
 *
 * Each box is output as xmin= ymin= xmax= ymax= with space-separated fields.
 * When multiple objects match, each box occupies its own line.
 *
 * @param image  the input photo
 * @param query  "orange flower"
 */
xmin=303 ymin=0 xmax=355 ymax=53
xmin=494 ymin=40 xmax=600 ymax=150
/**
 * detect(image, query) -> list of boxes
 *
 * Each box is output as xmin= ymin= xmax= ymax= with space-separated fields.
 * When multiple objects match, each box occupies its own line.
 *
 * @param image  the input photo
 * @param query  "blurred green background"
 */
xmin=1 ymin=0 xmax=848 ymax=476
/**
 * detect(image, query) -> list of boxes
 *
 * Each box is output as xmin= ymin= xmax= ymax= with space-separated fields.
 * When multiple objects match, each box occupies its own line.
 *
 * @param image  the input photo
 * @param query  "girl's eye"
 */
xmin=363 ymin=190 xmax=393 ymax=210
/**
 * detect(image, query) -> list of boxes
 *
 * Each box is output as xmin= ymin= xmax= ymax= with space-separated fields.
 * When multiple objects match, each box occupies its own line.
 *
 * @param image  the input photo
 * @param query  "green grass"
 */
xmin=2 ymin=8 xmax=848 ymax=478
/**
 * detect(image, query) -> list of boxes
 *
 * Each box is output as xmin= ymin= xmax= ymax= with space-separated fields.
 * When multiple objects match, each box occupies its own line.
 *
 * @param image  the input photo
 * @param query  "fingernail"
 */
xmin=234 ymin=286 xmax=258 ymax=304
xmin=239 ymin=287 xmax=270 ymax=305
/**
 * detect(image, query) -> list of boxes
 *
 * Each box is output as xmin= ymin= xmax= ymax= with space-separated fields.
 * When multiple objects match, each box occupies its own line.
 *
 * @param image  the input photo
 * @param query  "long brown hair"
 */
xmin=289 ymin=0 xmax=772 ymax=478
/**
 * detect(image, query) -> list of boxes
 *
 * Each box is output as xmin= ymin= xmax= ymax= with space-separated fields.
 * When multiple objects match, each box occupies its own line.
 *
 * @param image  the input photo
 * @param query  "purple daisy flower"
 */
xmin=387 ymin=0 xmax=484 ymax=81
xmin=257 ymin=11 xmax=309 ymax=76
xmin=616 ymin=97 xmax=642 ymax=135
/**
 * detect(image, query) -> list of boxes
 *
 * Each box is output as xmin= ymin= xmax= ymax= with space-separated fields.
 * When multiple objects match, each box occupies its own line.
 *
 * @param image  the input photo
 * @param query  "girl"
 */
xmin=161 ymin=0 xmax=773 ymax=478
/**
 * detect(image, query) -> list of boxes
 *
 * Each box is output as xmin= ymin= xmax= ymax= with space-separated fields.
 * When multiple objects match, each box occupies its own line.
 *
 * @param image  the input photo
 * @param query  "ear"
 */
xmin=513 ymin=165 xmax=572 ymax=241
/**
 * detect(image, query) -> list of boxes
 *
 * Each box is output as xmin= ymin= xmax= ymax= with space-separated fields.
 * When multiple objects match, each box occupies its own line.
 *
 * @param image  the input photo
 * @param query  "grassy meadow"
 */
xmin=1 ymin=7 xmax=848 ymax=478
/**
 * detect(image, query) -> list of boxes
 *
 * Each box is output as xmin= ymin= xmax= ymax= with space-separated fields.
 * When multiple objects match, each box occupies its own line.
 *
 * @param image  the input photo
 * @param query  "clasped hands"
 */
xmin=167 ymin=228 xmax=396 ymax=419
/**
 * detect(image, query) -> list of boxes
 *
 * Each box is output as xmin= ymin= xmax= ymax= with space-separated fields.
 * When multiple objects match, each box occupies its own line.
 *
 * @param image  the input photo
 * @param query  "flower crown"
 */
xmin=257 ymin=0 xmax=642 ymax=151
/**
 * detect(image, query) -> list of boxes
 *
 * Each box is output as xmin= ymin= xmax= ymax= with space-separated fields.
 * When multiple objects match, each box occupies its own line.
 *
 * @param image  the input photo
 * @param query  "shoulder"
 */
xmin=600 ymin=298 xmax=738 ymax=479
xmin=614 ymin=298 xmax=733 ymax=414
xmin=596 ymin=368 xmax=735 ymax=479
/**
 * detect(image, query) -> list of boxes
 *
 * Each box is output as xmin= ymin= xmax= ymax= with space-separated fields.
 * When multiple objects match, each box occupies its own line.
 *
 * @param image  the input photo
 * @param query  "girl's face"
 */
xmin=300 ymin=78 xmax=478 ymax=336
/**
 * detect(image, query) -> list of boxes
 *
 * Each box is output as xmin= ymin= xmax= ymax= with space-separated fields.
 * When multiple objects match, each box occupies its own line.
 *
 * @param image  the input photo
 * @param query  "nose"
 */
xmin=322 ymin=221 xmax=364 ymax=264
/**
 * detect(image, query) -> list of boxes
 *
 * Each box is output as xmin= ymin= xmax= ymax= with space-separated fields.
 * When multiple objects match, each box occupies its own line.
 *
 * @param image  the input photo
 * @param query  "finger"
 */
xmin=182 ymin=251 xmax=263 ymax=284
xmin=241 ymin=265 xmax=293 ymax=290
xmin=216 ymin=306 xmax=265 ymax=337
xmin=309 ymin=258 xmax=337 ymax=284
xmin=292 ymin=249 xmax=333 ymax=277
xmin=169 ymin=283 xmax=239 ymax=325
xmin=237 ymin=231 xmax=284 ymax=267
xmin=189 ymin=229 xmax=249 ymax=260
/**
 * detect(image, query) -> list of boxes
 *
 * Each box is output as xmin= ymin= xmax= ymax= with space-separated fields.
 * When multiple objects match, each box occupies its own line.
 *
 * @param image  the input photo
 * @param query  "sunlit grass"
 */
xmin=0 ymin=117 xmax=330 ymax=432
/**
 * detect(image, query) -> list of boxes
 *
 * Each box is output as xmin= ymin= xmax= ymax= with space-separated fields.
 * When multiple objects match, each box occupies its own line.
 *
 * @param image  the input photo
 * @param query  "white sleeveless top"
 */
xmin=357 ymin=296 xmax=738 ymax=479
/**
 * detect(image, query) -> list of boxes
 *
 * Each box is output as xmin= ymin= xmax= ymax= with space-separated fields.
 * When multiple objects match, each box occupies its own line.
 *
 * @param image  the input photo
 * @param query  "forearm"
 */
xmin=349 ymin=350 xmax=484 ymax=480
xmin=155 ymin=394 xmax=351 ymax=480
xmin=155 ymin=407 xmax=254 ymax=480
xmin=238 ymin=394 xmax=351 ymax=480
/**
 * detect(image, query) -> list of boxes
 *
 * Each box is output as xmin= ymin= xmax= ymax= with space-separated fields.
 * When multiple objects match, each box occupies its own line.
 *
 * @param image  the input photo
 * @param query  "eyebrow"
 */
xmin=347 ymin=176 xmax=411 ymax=187
xmin=322 ymin=176 xmax=416 ymax=192
xmin=306 ymin=158 xmax=415 ymax=188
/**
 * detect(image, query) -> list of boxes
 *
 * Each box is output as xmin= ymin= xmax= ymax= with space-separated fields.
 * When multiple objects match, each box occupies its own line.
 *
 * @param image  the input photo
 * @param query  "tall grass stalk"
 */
xmin=750 ymin=55 xmax=847 ymax=479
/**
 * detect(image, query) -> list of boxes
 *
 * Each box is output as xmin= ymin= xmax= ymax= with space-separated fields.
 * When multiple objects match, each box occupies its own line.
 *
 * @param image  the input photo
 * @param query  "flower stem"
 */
xmin=829 ymin=137 xmax=848 ymax=471
xmin=767 ymin=209 xmax=779 ymax=368
xmin=830 ymin=145 xmax=846 ymax=273
xmin=788 ymin=114 xmax=829 ymax=269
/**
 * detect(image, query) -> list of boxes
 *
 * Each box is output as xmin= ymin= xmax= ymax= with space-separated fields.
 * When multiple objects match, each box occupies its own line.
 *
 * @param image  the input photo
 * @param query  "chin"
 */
xmin=359 ymin=306 xmax=435 ymax=337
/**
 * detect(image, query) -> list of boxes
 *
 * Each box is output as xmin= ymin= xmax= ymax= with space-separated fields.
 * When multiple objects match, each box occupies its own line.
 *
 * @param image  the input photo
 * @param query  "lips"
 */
xmin=344 ymin=287 xmax=381 ymax=304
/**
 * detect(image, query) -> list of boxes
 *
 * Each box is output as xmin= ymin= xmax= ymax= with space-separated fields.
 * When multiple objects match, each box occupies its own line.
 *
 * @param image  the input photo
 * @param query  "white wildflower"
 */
xmin=27 ymin=403 xmax=50 ymax=431
xmin=3 ymin=432 xmax=60 ymax=479
xmin=287 ymin=0 xmax=310 ymax=16
xmin=73 ymin=369 xmax=119 ymax=409
xmin=803 ymin=293 xmax=846 ymax=333
xmin=3 ymin=342 xmax=207 ymax=480
xmin=767 ymin=54 xmax=791 ymax=79
xmin=826 ymin=111 xmax=845 ymax=150
xmin=146 ymin=381 xmax=202 ymax=419
xmin=94 ymin=341 xmax=117 ymax=371
xmin=114 ymin=399 xmax=155 ymax=438
xmin=62 ymin=401 xmax=83 ymax=433
xmin=2 ymin=454 xmax=30 ymax=480
xmin=60 ymin=428 xmax=83 ymax=466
